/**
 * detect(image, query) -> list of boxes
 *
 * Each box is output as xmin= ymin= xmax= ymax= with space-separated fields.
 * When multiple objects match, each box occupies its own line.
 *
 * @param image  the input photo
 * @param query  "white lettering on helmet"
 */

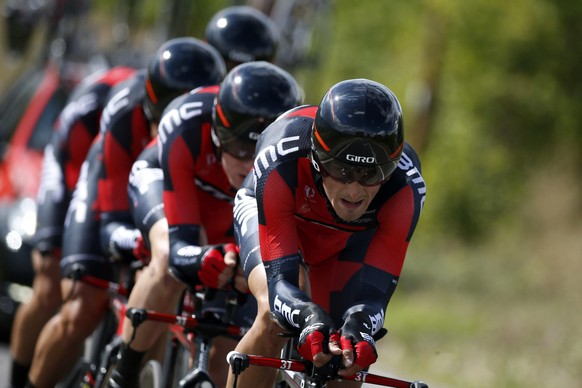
xmin=346 ymin=154 xmax=375 ymax=163
xmin=273 ymin=294 xmax=300 ymax=328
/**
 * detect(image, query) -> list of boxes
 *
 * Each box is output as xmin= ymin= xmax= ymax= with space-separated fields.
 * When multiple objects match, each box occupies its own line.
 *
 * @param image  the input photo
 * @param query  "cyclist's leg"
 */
xmin=9 ymin=249 xmax=61 ymax=387
xmin=208 ymin=336 xmax=237 ymax=387
xmin=110 ymin=218 xmax=186 ymax=386
xmin=225 ymin=263 xmax=291 ymax=388
xmin=28 ymin=277 xmax=110 ymax=387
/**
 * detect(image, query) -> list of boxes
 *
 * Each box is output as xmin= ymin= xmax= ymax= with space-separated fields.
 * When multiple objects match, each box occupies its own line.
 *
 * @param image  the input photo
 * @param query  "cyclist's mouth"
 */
xmin=340 ymin=198 xmax=364 ymax=208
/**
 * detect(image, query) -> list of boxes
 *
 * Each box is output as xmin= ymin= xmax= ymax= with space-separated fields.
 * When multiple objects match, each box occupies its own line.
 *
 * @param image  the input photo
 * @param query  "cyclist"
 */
xmin=26 ymin=37 xmax=226 ymax=388
xmin=107 ymin=61 xmax=303 ymax=388
xmin=205 ymin=5 xmax=279 ymax=71
xmin=8 ymin=66 xmax=136 ymax=388
xmin=228 ymin=78 xmax=427 ymax=388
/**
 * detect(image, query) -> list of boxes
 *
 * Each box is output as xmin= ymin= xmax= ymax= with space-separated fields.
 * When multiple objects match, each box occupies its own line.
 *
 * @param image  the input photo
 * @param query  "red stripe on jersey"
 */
xmin=99 ymin=132 xmax=135 ymax=212
xmin=101 ymin=67 xmax=136 ymax=86
xmin=365 ymin=185 xmax=415 ymax=276
xmin=283 ymin=105 xmax=317 ymax=119
xmin=197 ymin=85 xmax=220 ymax=95
xmin=165 ymin=135 xmax=202 ymax=226
xmin=162 ymin=190 xmax=179 ymax=226
xmin=65 ymin=122 xmax=96 ymax=191
xmin=258 ymin=169 xmax=301 ymax=262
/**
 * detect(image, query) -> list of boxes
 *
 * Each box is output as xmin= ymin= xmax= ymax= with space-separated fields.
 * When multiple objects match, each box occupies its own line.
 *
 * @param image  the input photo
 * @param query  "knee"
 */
xmin=34 ymin=287 xmax=61 ymax=311
xmin=59 ymin=294 xmax=107 ymax=334
xmin=250 ymin=310 xmax=288 ymax=347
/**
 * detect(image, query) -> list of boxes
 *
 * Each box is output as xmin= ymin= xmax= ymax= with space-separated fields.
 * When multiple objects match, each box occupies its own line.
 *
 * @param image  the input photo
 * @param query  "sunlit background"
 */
xmin=1 ymin=1 xmax=581 ymax=387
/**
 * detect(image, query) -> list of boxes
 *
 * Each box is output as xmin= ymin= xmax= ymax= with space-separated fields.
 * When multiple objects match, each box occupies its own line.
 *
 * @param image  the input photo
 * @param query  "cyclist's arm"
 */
xmin=97 ymin=116 xmax=146 ymax=261
xmin=159 ymin=117 xmax=214 ymax=286
xmin=254 ymin=164 xmax=314 ymax=332
xmin=342 ymin=181 xmax=425 ymax=335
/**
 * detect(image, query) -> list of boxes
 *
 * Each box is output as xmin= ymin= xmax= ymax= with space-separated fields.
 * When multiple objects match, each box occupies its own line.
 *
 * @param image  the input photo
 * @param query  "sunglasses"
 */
xmin=220 ymin=137 xmax=257 ymax=161
xmin=214 ymin=118 xmax=267 ymax=161
xmin=312 ymin=149 xmax=398 ymax=186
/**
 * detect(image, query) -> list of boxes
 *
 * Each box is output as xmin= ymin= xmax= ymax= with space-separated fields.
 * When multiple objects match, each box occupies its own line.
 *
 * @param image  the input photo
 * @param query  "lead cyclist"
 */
xmin=229 ymin=78 xmax=427 ymax=388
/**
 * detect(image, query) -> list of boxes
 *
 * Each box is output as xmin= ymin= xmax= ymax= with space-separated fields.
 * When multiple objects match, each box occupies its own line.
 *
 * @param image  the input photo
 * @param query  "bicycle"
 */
xmin=77 ymin=284 xmax=249 ymax=388
xmin=228 ymin=348 xmax=429 ymax=388
xmin=56 ymin=261 xmax=142 ymax=388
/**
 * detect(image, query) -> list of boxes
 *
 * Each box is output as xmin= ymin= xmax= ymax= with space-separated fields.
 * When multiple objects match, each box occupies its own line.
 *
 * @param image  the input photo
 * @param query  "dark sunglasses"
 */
xmin=312 ymin=149 xmax=398 ymax=186
xmin=220 ymin=137 xmax=257 ymax=161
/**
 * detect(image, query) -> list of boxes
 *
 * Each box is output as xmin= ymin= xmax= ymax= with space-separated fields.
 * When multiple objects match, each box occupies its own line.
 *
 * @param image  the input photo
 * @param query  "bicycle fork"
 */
xmin=178 ymin=337 xmax=215 ymax=388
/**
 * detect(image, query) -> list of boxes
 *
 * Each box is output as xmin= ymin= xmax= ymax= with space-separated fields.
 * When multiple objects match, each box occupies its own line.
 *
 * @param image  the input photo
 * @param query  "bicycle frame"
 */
xmin=61 ymin=265 xmax=138 ymax=387
xmin=228 ymin=351 xmax=429 ymax=388
xmin=124 ymin=292 xmax=250 ymax=388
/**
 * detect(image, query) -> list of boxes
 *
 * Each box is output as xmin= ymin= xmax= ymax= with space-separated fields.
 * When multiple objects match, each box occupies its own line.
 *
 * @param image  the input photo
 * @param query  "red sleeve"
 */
xmin=99 ymin=130 xmax=137 ymax=213
xmin=65 ymin=121 xmax=97 ymax=191
xmin=163 ymin=135 xmax=201 ymax=227
xmin=366 ymin=185 xmax=416 ymax=276
xmin=258 ymin=169 xmax=301 ymax=262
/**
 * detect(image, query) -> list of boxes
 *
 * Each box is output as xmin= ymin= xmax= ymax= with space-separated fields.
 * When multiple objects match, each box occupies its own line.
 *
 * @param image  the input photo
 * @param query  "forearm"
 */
xmin=265 ymin=254 xmax=314 ymax=332
xmin=343 ymin=266 xmax=399 ymax=335
xmin=100 ymin=216 xmax=140 ymax=261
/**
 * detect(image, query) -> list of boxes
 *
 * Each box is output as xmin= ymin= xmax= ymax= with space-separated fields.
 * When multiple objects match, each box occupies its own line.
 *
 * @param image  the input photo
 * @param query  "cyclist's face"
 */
xmin=321 ymin=175 xmax=381 ymax=221
xmin=221 ymin=151 xmax=254 ymax=188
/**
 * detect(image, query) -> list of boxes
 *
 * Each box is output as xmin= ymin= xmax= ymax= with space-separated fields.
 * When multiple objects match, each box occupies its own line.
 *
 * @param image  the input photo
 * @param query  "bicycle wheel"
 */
xmin=56 ymin=358 xmax=93 ymax=388
xmin=169 ymin=340 xmax=192 ymax=387
xmin=140 ymin=360 xmax=163 ymax=388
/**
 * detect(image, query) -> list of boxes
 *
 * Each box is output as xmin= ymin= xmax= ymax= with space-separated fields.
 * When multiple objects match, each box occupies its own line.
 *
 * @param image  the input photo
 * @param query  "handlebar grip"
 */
xmin=227 ymin=351 xmax=250 ymax=374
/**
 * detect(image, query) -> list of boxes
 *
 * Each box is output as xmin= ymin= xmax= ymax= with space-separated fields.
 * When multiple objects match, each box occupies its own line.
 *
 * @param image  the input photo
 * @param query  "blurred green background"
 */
xmin=1 ymin=0 xmax=581 ymax=387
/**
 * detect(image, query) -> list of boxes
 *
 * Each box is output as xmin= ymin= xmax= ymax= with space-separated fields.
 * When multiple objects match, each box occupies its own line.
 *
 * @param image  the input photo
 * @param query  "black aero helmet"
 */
xmin=312 ymin=79 xmax=404 ymax=186
xmin=144 ymin=37 xmax=226 ymax=123
xmin=212 ymin=61 xmax=303 ymax=160
xmin=205 ymin=6 xmax=278 ymax=69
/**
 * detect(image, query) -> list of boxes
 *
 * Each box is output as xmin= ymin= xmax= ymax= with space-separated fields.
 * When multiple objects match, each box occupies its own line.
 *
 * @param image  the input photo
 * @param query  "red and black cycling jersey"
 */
xmin=97 ymin=70 xmax=154 ymax=261
xmin=35 ymin=66 xmax=136 ymax=256
xmin=234 ymin=105 xmax=426 ymax=333
xmin=157 ymin=85 xmax=238 ymax=284
xmin=127 ymin=137 xmax=165 ymax=249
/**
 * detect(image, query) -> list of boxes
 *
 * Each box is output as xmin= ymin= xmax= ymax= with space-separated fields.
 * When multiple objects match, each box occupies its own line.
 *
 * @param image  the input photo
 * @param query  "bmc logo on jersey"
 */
xmin=273 ymin=294 xmax=300 ymax=328
xmin=346 ymin=154 xmax=375 ymax=163
xmin=254 ymin=135 xmax=301 ymax=179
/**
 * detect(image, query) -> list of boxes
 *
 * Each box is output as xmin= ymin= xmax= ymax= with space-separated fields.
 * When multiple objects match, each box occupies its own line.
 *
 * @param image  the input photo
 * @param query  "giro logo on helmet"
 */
xmin=346 ymin=154 xmax=376 ymax=164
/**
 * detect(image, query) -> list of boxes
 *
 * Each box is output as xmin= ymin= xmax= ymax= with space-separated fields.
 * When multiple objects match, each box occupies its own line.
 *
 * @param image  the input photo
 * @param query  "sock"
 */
xmin=10 ymin=360 xmax=30 ymax=388
xmin=108 ymin=344 xmax=146 ymax=388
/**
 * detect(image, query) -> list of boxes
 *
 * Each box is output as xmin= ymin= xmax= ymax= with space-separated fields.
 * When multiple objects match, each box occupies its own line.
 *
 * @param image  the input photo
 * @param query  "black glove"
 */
xmin=296 ymin=303 xmax=339 ymax=362
xmin=339 ymin=311 xmax=378 ymax=370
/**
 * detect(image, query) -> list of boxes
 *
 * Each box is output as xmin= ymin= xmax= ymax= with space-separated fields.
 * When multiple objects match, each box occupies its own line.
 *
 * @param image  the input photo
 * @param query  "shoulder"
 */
xmin=158 ymin=87 xmax=216 ymax=146
xmin=100 ymin=72 xmax=147 ymax=133
xmin=253 ymin=105 xmax=316 ymax=180
xmin=376 ymin=142 xmax=426 ymax=209
xmin=257 ymin=104 xmax=316 ymax=149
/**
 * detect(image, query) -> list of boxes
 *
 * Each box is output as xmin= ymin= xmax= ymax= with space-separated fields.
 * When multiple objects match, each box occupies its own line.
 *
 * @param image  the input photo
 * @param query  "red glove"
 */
xmin=297 ymin=304 xmax=338 ymax=362
xmin=339 ymin=313 xmax=378 ymax=370
xmin=133 ymin=234 xmax=151 ymax=263
xmin=197 ymin=243 xmax=238 ymax=288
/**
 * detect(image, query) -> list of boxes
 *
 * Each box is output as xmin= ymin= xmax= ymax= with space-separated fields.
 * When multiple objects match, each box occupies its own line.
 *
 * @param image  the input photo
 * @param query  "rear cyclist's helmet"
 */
xmin=311 ymin=78 xmax=404 ymax=186
xmin=205 ymin=6 xmax=278 ymax=70
xmin=212 ymin=61 xmax=303 ymax=160
xmin=144 ymin=37 xmax=226 ymax=123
